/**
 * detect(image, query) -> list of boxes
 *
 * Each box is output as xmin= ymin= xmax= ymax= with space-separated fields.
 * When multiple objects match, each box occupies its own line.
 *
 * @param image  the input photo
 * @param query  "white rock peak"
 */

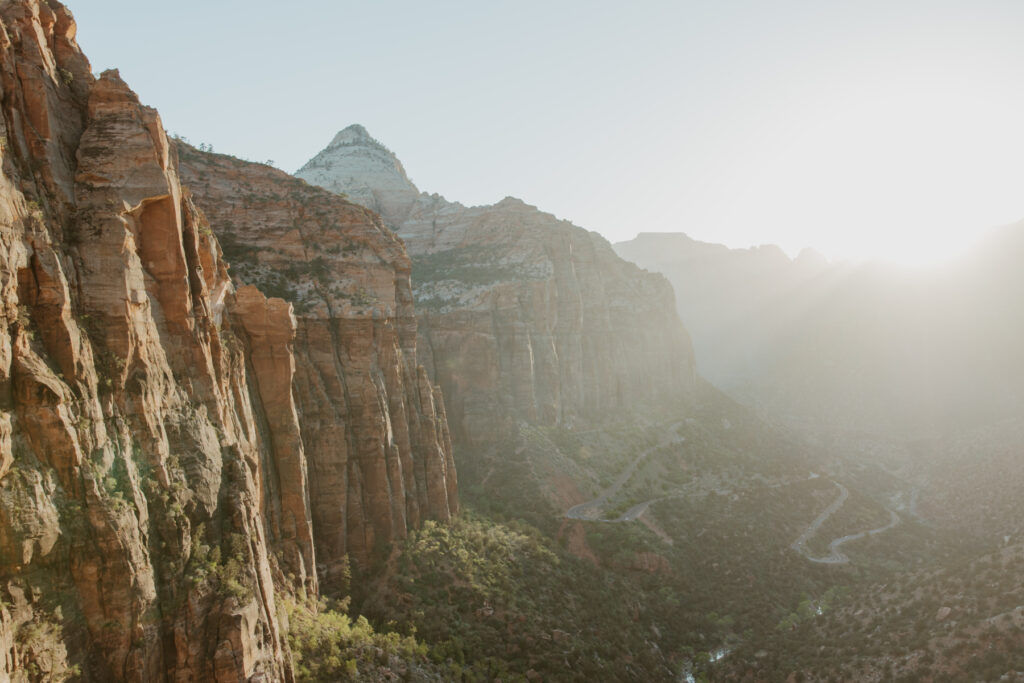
xmin=328 ymin=123 xmax=383 ymax=149
xmin=296 ymin=123 xmax=420 ymax=224
xmin=295 ymin=125 xmax=567 ymax=254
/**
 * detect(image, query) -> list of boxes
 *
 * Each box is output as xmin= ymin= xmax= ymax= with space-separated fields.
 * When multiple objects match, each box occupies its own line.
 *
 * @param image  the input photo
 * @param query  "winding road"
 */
xmin=564 ymin=434 xmax=904 ymax=565
xmin=790 ymin=480 xmax=901 ymax=564
xmin=565 ymin=424 xmax=683 ymax=522
xmin=565 ymin=450 xmax=655 ymax=522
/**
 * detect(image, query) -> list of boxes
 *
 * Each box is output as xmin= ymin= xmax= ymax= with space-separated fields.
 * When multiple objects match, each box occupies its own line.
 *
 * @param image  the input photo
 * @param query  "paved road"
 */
xmin=791 ymin=480 xmax=901 ymax=564
xmin=564 ymin=431 xmax=905 ymax=566
xmin=808 ymin=508 xmax=901 ymax=564
xmin=565 ymin=424 xmax=682 ymax=523
xmin=565 ymin=427 xmax=818 ymax=525
xmin=565 ymin=450 xmax=653 ymax=521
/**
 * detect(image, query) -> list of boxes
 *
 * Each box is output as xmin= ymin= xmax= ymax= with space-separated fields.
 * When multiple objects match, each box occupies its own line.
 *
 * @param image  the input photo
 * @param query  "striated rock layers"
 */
xmin=176 ymin=145 xmax=457 ymax=579
xmin=0 ymin=1 xmax=455 ymax=680
xmin=297 ymin=125 xmax=697 ymax=448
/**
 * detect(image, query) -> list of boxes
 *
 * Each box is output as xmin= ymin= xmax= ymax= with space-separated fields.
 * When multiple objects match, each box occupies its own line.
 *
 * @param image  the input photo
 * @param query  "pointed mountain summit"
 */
xmin=296 ymin=123 xmax=420 ymax=223
xmin=328 ymin=122 xmax=375 ymax=146
xmin=295 ymin=127 xmax=697 ymax=448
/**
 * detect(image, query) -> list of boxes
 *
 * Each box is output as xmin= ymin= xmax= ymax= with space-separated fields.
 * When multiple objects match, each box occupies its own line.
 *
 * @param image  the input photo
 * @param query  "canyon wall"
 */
xmin=177 ymin=145 xmax=458 ymax=582
xmin=0 ymin=2 xmax=455 ymax=679
xmin=297 ymin=125 xmax=697 ymax=448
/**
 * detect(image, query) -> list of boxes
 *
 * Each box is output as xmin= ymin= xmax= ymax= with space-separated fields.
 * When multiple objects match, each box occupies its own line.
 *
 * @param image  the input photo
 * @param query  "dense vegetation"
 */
xmin=324 ymin=392 xmax=876 ymax=681
xmin=283 ymin=597 xmax=445 ymax=682
xmin=196 ymin=365 xmax=1017 ymax=683
xmin=254 ymin=381 xmax=1024 ymax=682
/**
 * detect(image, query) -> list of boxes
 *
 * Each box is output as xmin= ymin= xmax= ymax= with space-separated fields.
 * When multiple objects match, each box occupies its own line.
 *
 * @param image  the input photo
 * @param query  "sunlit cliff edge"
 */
xmin=0 ymin=2 xmax=454 ymax=679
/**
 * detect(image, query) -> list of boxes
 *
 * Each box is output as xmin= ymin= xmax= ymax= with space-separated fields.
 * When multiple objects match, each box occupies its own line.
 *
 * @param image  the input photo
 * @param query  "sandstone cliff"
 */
xmin=297 ymin=125 xmax=697 ymax=447
xmin=176 ymin=145 xmax=458 ymax=580
xmin=0 ymin=2 xmax=455 ymax=680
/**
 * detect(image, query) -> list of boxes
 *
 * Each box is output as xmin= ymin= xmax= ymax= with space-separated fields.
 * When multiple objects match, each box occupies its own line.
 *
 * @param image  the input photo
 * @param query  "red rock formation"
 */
xmin=298 ymin=127 xmax=697 ymax=448
xmin=410 ymin=198 xmax=697 ymax=448
xmin=176 ymin=146 xmax=457 ymax=584
xmin=0 ymin=1 xmax=455 ymax=680
xmin=0 ymin=2 xmax=297 ymax=678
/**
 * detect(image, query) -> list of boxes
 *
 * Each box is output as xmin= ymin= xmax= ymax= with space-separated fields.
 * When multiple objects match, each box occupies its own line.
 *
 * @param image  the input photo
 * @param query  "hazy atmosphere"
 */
xmin=2 ymin=1 xmax=1024 ymax=681
xmin=74 ymin=0 xmax=1024 ymax=263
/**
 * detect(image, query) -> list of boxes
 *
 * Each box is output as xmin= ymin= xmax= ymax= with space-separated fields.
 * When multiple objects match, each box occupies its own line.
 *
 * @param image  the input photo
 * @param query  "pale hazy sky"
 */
xmin=72 ymin=1 xmax=1024 ymax=265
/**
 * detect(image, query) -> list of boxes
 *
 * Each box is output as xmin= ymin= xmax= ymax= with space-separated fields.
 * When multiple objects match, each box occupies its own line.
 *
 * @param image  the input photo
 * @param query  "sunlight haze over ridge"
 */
xmin=73 ymin=0 xmax=1024 ymax=266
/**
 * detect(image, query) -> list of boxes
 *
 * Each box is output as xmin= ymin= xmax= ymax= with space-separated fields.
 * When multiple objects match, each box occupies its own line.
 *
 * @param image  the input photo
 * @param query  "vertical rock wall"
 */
xmin=297 ymin=126 xmax=698 ymax=448
xmin=0 ymin=2 xmax=457 ymax=680
xmin=177 ymin=147 xmax=457 ymax=587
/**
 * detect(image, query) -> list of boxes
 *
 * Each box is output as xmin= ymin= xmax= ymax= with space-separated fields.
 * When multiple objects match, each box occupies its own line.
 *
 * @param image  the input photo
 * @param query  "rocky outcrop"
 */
xmin=296 ymin=124 xmax=420 ymax=226
xmin=0 ymin=2 xmax=290 ymax=679
xmin=0 ymin=2 xmax=456 ymax=680
xmin=177 ymin=144 xmax=457 ymax=581
xmin=297 ymin=126 xmax=697 ymax=448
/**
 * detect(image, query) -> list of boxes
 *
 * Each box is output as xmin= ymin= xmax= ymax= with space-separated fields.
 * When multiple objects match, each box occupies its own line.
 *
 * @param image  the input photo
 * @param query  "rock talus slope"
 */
xmin=0 ymin=2 xmax=456 ymax=680
xmin=298 ymin=125 xmax=697 ymax=447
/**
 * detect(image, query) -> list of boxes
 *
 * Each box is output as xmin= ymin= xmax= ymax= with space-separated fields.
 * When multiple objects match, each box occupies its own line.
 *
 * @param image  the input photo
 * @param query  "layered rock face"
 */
xmin=298 ymin=126 xmax=697 ymax=447
xmin=296 ymin=124 xmax=420 ymax=226
xmin=177 ymin=146 xmax=457 ymax=580
xmin=0 ymin=2 xmax=455 ymax=680
xmin=0 ymin=3 xmax=290 ymax=679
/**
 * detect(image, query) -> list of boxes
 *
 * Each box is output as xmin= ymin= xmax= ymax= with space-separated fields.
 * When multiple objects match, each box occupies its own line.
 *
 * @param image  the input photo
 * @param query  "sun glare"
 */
xmin=666 ymin=44 xmax=1024 ymax=269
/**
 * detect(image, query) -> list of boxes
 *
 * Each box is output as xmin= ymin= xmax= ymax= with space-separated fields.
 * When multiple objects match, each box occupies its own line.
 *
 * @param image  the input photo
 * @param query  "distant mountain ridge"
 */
xmin=616 ymin=227 xmax=1024 ymax=437
xmin=614 ymin=233 xmax=830 ymax=388
xmin=297 ymin=125 xmax=698 ymax=447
